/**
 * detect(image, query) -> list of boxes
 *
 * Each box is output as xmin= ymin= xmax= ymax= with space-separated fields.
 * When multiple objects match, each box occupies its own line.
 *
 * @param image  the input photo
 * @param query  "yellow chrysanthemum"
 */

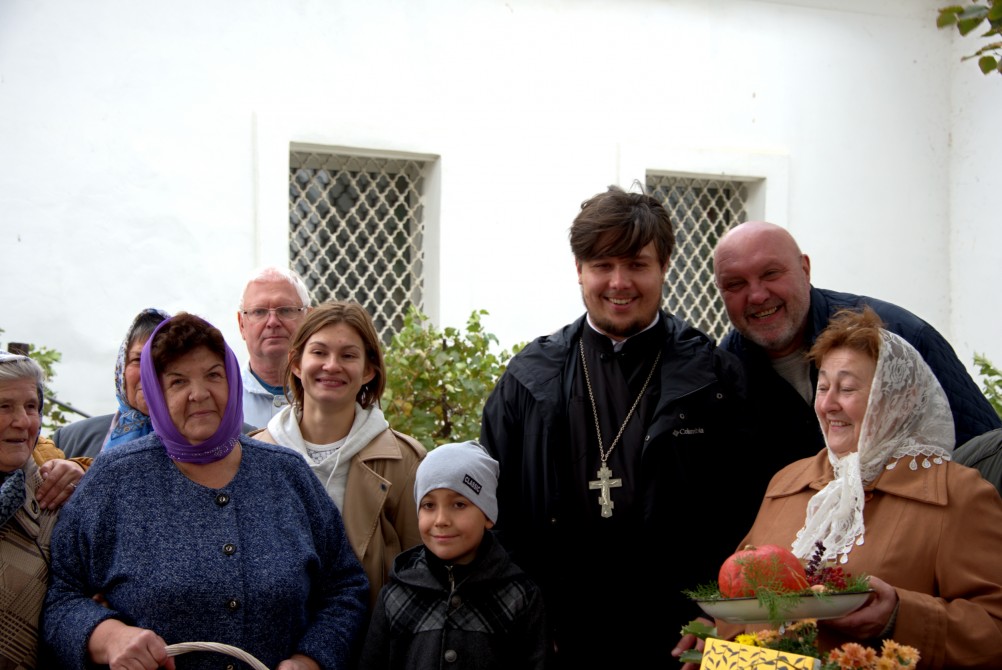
xmin=899 ymin=646 xmax=920 ymax=664
xmin=881 ymin=640 xmax=902 ymax=657
xmin=735 ymin=634 xmax=761 ymax=647
xmin=787 ymin=619 xmax=818 ymax=633
xmin=881 ymin=640 xmax=920 ymax=666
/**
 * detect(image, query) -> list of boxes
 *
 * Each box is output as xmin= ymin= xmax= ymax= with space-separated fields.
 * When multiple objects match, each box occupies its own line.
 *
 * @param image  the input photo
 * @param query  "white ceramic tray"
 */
xmin=695 ymin=591 xmax=873 ymax=623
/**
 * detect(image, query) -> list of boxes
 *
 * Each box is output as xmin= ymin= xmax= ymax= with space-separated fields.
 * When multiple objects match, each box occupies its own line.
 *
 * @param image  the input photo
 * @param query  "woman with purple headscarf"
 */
xmin=43 ymin=313 xmax=368 ymax=670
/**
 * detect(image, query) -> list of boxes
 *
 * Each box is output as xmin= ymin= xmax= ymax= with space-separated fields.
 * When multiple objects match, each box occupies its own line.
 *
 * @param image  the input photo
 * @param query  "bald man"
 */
xmin=713 ymin=221 xmax=999 ymax=473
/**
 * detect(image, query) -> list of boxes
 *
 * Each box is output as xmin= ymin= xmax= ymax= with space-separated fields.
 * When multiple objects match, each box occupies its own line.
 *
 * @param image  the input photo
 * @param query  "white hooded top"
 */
xmin=266 ymin=402 xmax=389 ymax=510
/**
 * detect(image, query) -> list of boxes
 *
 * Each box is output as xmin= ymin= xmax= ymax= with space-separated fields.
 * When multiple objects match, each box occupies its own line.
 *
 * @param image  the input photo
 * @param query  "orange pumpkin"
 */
xmin=718 ymin=544 xmax=809 ymax=598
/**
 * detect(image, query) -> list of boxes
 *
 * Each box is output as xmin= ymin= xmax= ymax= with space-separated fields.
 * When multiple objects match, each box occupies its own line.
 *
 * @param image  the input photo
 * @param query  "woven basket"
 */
xmin=165 ymin=641 xmax=270 ymax=670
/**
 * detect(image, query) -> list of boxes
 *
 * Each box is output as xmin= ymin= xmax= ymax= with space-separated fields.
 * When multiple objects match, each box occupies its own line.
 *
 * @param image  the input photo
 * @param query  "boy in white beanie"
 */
xmin=359 ymin=440 xmax=548 ymax=669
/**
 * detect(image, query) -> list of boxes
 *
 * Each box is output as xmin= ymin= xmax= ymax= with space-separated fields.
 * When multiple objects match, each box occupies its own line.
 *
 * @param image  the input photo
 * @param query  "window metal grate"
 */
xmin=289 ymin=151 xmax=430 ymax=343
xmin=647 ymin=175 xmax=749 ymax=342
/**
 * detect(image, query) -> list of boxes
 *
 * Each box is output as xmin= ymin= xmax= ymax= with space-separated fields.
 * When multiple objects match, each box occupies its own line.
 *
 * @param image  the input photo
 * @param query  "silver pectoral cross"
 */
xmin=588 ymin=463 xmax=622 ymax=518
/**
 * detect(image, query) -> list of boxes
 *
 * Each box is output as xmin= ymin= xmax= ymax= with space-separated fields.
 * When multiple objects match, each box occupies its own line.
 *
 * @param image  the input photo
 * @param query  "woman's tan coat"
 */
xmin=724 ymin=448 xmax=1002 ymax=668
xmin=2 ymin=455 xmax=59 ymax=668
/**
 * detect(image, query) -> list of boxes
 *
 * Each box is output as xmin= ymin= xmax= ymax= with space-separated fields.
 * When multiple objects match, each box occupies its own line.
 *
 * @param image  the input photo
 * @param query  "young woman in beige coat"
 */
xmin=254 ymin=301 xmax=426 ymax=611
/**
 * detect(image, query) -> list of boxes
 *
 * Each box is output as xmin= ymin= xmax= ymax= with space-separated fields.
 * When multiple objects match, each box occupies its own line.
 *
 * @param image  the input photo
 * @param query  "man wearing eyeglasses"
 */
xmin=237 ymin=266 xmax=313 ymax=429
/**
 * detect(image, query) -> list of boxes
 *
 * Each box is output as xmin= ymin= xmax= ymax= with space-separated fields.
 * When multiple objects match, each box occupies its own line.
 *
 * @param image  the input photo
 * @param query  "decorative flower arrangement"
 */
xmin=680 ymin=619 xmax=920 ymax=668
xmin=738 ymin=620 xmax=921 ymax=670
xmin=804 ymin=541 xmax=851 ymax=590
xmin=680 ymin=542 xmax=920 ymax=667
xmin=685 ymin=541 xmax=872 ymax=625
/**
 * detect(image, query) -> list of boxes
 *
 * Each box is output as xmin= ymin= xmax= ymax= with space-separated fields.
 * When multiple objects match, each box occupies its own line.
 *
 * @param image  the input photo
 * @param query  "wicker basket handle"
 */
xmin=165 ymin=641 xmax=270 ymax=670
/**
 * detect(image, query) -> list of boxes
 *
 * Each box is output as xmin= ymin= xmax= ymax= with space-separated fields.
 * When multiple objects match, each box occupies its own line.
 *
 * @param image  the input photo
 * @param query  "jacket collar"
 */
xmin=357 ymin=426 xmax=405 ymax=462
xmin=507 ymin=310 xmax=721 ymax=404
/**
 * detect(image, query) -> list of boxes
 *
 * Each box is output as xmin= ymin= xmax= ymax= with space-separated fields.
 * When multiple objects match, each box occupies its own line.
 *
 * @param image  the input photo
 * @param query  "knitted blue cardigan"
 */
xmin=42 ymin=434 xmax=368 ymax=669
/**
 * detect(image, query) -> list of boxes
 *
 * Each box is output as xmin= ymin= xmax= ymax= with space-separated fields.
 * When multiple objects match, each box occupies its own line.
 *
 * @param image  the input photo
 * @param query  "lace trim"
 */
xmin=792 ymin=331 xmax=955 ymax=563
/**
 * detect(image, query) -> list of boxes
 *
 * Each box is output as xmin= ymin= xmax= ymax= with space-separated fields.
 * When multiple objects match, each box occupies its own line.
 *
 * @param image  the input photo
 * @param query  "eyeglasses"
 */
xmin=241 ymin=306 xmax=308 ymax=322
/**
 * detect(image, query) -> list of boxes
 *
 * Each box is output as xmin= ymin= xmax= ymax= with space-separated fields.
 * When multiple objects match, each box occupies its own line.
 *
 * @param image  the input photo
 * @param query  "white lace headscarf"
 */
xmin=791 ymin=330 xmax=954 ymax=564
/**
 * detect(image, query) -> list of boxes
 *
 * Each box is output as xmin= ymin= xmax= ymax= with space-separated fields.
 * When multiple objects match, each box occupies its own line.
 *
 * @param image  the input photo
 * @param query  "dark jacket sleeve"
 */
xmin=953 ymin=428 xmax=1002 ymax=496
xmin=519 ymin=581 xmax=550 ymax=670
xmin=357 ymin=590 xmax=391 ymax=669
xmin=479 ymin=371 xmax=528 ymax=556
xmin=905 ymin=323 xmax=1001 ymax=445
xmin=51 ymin=415 xmax=113 ymax=460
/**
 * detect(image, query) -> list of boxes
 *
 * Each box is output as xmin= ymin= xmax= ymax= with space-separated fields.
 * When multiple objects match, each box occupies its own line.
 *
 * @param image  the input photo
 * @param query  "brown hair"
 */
xmin=150 ymin=312 xmax=226 ymax=375
xmin=285 ymin=301 xmax=385 ymax=410
xmin=569 ymin=185 xmax=675 ymax=266
xmin=807 ymin=306 xmax=884 ymax=367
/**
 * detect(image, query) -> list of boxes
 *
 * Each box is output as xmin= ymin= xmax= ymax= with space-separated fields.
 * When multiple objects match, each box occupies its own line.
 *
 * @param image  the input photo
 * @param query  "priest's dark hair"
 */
xmin=569 ymin=184 xmax=675 ymax=267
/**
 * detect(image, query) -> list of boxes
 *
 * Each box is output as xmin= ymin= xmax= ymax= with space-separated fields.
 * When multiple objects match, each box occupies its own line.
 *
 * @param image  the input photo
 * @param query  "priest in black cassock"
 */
xmin=480 ymin=185 xmax=768 ymax=669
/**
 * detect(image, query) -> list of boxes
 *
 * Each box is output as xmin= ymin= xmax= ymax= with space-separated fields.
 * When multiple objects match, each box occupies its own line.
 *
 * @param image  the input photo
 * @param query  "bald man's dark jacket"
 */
xmin=721 ymin=286 xmax=1000 ymax=476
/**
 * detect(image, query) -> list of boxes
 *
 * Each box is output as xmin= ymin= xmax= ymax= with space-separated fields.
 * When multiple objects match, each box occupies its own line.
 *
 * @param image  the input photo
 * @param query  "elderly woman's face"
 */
xmin=815 ymin=346 xmax=877 ymax=457
xmin=160 ymin=346 xmax=229 ymax=445
xmin=124 ymin=337 xmax=150 ymax=414
xmin=0 ymin=379 xmax=41 ymax=472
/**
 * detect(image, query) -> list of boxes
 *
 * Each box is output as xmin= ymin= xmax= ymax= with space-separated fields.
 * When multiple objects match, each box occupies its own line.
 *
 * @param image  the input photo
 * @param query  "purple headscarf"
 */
xmin=139 ymin=316 xmax=244 ymax=464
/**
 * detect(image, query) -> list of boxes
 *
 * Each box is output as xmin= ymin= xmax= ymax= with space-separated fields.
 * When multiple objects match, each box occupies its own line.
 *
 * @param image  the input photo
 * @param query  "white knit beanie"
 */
xmin=414 ymin=440 xmax=499 ymax=523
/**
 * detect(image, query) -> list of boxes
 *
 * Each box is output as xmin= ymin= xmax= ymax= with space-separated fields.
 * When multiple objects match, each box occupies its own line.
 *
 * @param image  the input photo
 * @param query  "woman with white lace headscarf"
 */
xmin=722 ymin=307 xmax=1002 ymax=668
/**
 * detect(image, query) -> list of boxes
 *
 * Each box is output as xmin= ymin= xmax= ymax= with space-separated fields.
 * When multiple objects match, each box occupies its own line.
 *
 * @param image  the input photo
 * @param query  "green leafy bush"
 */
xmin=383 ymin=308 xmax=523 ymax=449
xmin=974 ymin=353 xmax=1002 ymax=419
xmin=938 ymin=1 xmax=1002 ymax=75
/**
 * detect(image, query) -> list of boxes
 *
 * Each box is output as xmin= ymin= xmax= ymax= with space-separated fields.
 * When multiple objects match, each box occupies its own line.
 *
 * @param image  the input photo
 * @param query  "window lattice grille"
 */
xmin=289 ymin=152 xmax=429 ymax=343
xmin=647 ymin=175 xmax=749 ymax=342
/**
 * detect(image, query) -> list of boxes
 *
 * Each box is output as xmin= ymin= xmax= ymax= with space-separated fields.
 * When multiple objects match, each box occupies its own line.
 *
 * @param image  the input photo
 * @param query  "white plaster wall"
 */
xmin=2 ymin=0 xmax=992 ymax=421
xmin=949 ymin=36 xmax=1002 ymax=385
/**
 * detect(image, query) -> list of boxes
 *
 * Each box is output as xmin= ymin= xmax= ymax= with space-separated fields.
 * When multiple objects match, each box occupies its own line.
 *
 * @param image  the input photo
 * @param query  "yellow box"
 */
xmin=700 ymin=637 xmax=821 ymax=669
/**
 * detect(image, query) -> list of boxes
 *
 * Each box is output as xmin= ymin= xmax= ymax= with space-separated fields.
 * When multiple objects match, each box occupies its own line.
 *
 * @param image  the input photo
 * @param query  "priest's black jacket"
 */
xmin=480 ymin=310 xmax=770 ymax=668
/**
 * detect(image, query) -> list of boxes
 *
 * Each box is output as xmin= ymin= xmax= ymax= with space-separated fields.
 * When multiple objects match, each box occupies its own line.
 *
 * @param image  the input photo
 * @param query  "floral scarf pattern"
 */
xmin=104 ymin=308 xmax=171 ymax=449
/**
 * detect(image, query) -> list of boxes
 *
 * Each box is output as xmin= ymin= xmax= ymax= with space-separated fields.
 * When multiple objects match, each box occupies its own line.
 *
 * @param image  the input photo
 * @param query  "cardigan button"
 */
xmin=226 ymin=598 xmax=240 ymax=611
xmin=223 ymin=543 xmax=237 ymax=556
xmin=450 ymin=595 xmax=462 ymax=608
xmin=443 ymin=649 xmax=457 ymax=663
xmin=215 ymin=493 xmax=230 ymax=506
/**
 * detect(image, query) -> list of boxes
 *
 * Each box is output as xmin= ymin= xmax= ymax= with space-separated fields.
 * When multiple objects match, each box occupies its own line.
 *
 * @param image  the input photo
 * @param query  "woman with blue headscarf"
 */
xmin=43 ymin=312 xmax=368 ymax=670
xmin=53 ymin=308 xmax=170 ymax=458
